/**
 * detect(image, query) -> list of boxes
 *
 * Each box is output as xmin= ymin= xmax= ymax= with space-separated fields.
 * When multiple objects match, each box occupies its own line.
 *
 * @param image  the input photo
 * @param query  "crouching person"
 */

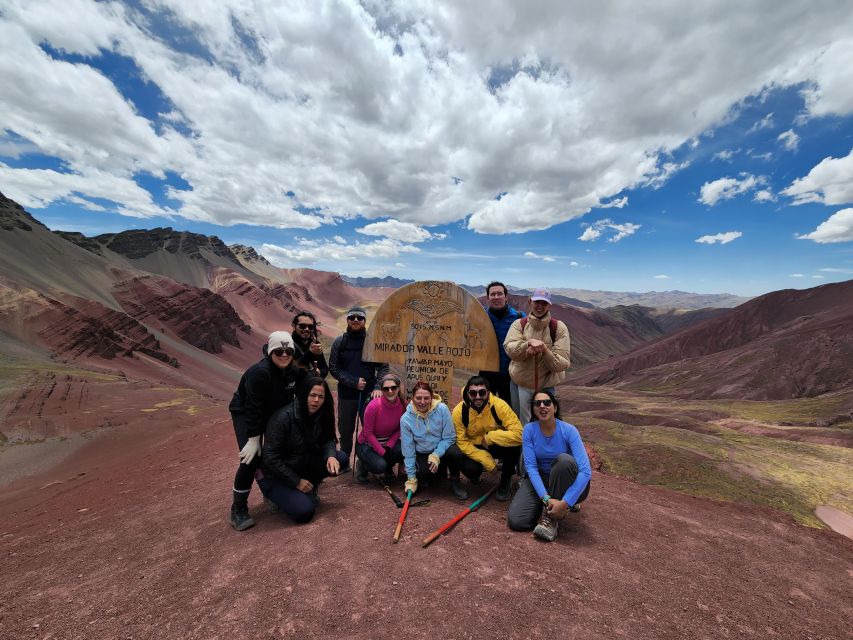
xmin=507 ymin=390 xmax=591 ymax=542
xmin=257 ymin=377 xmax=349 ymax=524
xmin=445 ymin=375 xmax=522 ymax=501
xmin=400 ymin=381 xmax=458 ymax=496
xmin=355 ymin=374 xmax=406 ymax=484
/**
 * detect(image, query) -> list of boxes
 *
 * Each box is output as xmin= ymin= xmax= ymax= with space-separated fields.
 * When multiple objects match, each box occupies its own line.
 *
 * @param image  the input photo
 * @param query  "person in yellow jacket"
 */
xmin=504 ymin=288 xmax=570 ymax=425
xmin=444 ymin=375 xmax=523 ymax=502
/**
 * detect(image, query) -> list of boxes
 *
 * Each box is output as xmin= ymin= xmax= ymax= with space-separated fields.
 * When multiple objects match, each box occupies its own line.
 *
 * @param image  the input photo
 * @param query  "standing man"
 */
xmin=445 ymin=375 xmax=523 ymax=501
xmin=291 ymin=310 xmax=328 ymax=378
xmin=479 ymin=281 xmax=525 ymax=403
xmin=504 ymin=288 xmax=570 ymax=425
xmin=329 ymin=306 xmax=389 ymax=469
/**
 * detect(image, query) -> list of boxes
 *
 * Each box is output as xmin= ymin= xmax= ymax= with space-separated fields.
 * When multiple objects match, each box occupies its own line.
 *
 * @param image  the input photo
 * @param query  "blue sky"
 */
xmin=2 ymin=1 xmax=853 ymax=296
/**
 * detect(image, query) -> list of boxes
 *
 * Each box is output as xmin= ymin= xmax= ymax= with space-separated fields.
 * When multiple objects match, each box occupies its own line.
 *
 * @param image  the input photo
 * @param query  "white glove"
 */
xmin=239 ymin=436 xmax=261 ymax=464
xmin=404 ymin=478 xmax=418 ymax=495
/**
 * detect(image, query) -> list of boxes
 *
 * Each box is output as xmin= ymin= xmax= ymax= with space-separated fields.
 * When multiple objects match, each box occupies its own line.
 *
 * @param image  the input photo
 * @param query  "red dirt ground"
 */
xmin=1 ymin=413 xmax=851 ymax=640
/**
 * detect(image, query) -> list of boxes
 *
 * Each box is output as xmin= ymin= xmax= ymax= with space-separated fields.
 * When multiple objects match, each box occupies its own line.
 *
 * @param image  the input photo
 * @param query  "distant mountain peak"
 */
xmin=230 ymin=244 xmax=271 ymax=265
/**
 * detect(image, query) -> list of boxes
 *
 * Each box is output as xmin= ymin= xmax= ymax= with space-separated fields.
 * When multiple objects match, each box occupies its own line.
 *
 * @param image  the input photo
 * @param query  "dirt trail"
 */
xmin=1 ymin=415 xmax=850 ymax=640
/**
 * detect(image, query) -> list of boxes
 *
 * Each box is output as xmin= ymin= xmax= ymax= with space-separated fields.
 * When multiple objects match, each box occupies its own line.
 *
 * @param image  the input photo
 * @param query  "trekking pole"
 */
xmin=381 ymin=480 xmax=404 ymax=507
xmin=351 ymin=390 xmax=363 ymax=478
xmin=421 ymin=484 xmax=498 ymax=548
xmin=393 ymin=490 xmax=413 ymax=543
xmin=534 ymin=356 xmax=539 ymax=392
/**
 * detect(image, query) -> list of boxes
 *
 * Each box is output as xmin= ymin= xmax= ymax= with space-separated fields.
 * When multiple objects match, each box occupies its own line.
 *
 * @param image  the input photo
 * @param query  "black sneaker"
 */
xmin=450 ymin=477 xmax=468 ymax=500
xmin=230 ymin=503 xmax=255 ymax=531
xmin=495 ymin=478 xmax=512 ymax=502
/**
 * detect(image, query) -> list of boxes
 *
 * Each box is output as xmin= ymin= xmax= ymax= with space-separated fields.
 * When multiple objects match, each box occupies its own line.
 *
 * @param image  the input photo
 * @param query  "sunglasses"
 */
xmin=533 ymin=399 xmax=553 ymax=407
xmin=296 ymin=322 xmax=315 ymax=330
xmin=468 ymin=389 xmax=489 ymax=398
xmin=271 ymin=347 xmax=295 ymax=357
xmin=347 ymin=315 xmax=366 ymax=322
xmin=382 ymin=385 xmax=399 ymax=392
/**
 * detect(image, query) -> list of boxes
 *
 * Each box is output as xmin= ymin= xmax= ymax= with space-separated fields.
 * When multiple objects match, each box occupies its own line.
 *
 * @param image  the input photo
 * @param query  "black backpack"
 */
xmin=461 ymin=402 xmax=503 ymax=429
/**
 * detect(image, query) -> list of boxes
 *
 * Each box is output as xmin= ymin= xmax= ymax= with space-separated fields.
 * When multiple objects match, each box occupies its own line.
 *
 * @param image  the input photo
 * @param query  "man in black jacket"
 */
xmin=329 ymin=306 xmax=389 ymax=469
xmin=227 ymin=331 xmax=303 ymax=531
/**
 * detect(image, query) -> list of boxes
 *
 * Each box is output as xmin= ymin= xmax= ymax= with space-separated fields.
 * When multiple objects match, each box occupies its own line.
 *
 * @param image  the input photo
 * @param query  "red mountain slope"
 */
xmin=567 ymin=280 xmax=853 ymax=399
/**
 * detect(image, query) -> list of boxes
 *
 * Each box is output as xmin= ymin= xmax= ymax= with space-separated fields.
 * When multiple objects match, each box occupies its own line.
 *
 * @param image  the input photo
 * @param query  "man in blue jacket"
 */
xmin=479 ymin=281 xmax=525 ymax=403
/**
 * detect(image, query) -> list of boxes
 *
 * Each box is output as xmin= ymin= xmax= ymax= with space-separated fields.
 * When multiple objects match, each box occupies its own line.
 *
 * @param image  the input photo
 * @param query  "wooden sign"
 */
xmin=363 ymin=281 xmax=499 ymax=404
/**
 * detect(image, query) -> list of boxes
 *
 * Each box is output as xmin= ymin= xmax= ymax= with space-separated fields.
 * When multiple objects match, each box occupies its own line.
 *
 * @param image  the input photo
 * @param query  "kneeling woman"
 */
xmin=507 ymin=389 xmax=591 ymax=542
xmin=258 ymin=377 xmax=349 ymax=523
xmin=355 ymin=373 xmax=406 ymax=484
xmin=400 ymin=381 xmax=458 ymax=495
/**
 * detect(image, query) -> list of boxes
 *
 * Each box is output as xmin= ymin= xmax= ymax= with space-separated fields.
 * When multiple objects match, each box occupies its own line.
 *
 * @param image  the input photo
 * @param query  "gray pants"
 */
xmin=507 ymin=453 xmax=590 ymax=531
xmin=511 ymin=383 xmax=555 ymax=425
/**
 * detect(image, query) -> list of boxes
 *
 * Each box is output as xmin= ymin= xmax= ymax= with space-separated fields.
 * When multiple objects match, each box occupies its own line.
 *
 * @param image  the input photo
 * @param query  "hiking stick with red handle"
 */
xmin=393 ymin=489 xmax=413 ymax=543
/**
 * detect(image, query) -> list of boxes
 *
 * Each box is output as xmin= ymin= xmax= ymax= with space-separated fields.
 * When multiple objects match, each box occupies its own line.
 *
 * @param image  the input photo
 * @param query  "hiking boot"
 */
xmin=264 ymin=497 xmax=280 ymax=514
xmin=450 ymin=477 xmax=468 ymax=500
xmin=355 ymin=460 xmax=368 ymax=484
xmin=230 ymin=494 xmax=255 ymax=531
xmin=533 ymin=510 xmax=558 ymax=542
xmin=495 ymin=477 xmax=512 ymax=502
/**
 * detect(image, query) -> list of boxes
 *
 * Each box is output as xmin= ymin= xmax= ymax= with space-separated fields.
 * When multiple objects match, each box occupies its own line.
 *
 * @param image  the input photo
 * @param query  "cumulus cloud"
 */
xmin=261 ymin=237 xmax=420 ymax=265
xmin=712 ymin=149 xmax=736 ymax=162
xmin=753 ymin=189 xmax=775 ymax=202
xmin=569 ymin=261 xmax=579 ymax=267
xmin=578 ymin=219 xmax=641 ymax=243
xmin=783 ymin=147 xmax=853 ymax=205
xmin=598 ymin=196 xmax=628 ymax=209
xmin=699 ymin=174 xmax=763 ymax=206
xmin=796 ymin=208 xmax=853 ymax=243
xmin=778 ymin=129 xmax=799 ymax=151
xmin=653 ymin=274 xmax=670 ymax=279
xmin=356 ymin=220 xmax=437 ymax=242
xmin=2 ymin=1 xmax=853 ymax=237
xmin=695 ymin=231 xmax=743 ymax=244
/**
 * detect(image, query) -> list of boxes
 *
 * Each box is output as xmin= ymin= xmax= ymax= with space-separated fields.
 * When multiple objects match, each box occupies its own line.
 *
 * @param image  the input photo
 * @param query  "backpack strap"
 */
xmin=462 ymin=401 xmax=503 ymax=428
xmin=519 ymin=317 xmax=557 ymax=343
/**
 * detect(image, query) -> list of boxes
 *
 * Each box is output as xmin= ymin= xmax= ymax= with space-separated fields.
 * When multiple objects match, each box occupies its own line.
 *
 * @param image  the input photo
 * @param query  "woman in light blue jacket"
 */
xmin=400 ymin=381 xmax=459 ymax=495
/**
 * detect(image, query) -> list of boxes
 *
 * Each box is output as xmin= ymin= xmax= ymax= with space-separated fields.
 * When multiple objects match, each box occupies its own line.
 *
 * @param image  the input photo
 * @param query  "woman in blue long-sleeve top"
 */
xmin=400 ymin=381 xmax=459 ymax=496
xmin=507 ymin=389 xmax=591 ymax=541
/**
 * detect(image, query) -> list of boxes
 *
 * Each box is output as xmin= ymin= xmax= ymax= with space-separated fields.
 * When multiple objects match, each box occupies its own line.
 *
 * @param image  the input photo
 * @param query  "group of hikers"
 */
xmin=228 ymin=282 xmax=592 ymax=542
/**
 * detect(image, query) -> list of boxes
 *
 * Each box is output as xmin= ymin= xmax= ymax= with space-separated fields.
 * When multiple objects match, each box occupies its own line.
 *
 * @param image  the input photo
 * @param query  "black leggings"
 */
xmin=232 ymin=413 xmax=261 ymax=493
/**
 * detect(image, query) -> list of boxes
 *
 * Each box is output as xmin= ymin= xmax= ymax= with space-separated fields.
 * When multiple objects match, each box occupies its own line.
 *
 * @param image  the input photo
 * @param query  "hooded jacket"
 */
xmin=262 ymin=401 xmax=337 ymax=487
xmin=451 ymin=389 xmax=522 ymax=471
xmin=400 ymin=397 xmax=455 ymax=479
xmin=486 ymin=304 xmax=525 ymax=375
xmin=503 ymin=312 xmax=570 ymax=389
xmin=228 ymin=344 xmax=304 ymax=438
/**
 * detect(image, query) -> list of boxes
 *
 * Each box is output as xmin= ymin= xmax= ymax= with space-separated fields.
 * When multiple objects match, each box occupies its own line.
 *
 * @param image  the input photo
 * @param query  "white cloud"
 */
xmin=523 ymin=251 xmax=556 ymax=262
xmin=394 ymin=262 xmax=406 ymax=268
xmin=695 ymin=231 xmax=743 ymax=244
xmin=818 ymin=267 xmax=853 ymax=273
xmin=699 ymin=174 xmax=762 ymax=206
xmin=712 ymin=149 xmax=735 ymax=162
xmin=569 ymin=261 xmax=579 ymax=267
xmin=778 ymin=129 xmax=799 ymax=151
xmin=812 ymin=275 xmax=826 ymax=279
xmin=783 ymin=147 xmax=853 ymax=205
xmin=598 ymin=196 xmax=628 ymax=209
xmin=748 ymin=112 xmax=775 ymax=132
xmin=578 ymin=218 xmax=641 ymax=243
xmin=261 ymin=237 xmax=420 ymax=265
xmin=653 ymin=274 xmax=670 ymax=279
xmin=356 ymin=220 xmax=437 ymax=243
xmin=753 ymin=189 xmax=775 ymax=202
xmin=796 ymin=208 xmax=853 ymax=243
xmin=1 ymin=1 xmax=853 ymax=237
xmin=789 ymin=273 xmax=805 ymax=278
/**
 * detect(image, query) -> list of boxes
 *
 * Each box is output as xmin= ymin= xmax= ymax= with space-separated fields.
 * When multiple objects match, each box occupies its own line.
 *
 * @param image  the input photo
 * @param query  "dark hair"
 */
xmin=529 ymin=388 xmax=561 ymax=421
xmin=486 ymin=281 xmax=508 ymax=297
xmin=298 ymin=376 xmax=335 ymax=441
xmin=462 ymin=375 xmax=490 ymax=400
xmin=410 ymin=380 xmax=433 ymax=397
xmin=292 ymin=310 xmax=318 ymax=329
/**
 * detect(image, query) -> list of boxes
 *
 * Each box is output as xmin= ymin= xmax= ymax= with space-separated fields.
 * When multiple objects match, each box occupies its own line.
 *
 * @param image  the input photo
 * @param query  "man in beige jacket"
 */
xmin=503 ymin=288 xmax=570 ymax=424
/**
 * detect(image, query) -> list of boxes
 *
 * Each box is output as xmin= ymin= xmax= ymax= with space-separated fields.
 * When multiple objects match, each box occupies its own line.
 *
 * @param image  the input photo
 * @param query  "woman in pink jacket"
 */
xmin=355 ymin=373 xmax=406 ymax=484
